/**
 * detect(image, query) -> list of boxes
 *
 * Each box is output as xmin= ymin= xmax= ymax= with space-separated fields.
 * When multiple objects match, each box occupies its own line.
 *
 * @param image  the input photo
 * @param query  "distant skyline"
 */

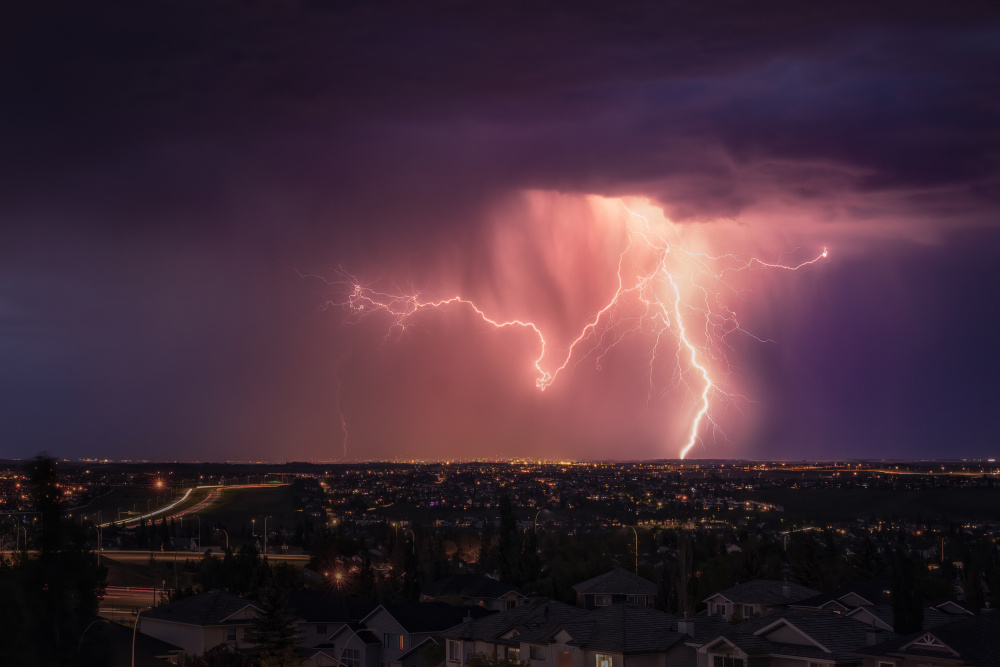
xmin=2 ymin=2 xmax=999 ymax=462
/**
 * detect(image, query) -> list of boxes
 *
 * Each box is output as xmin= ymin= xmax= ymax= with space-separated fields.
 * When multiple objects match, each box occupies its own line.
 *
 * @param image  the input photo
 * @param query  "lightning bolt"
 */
xmin=325 ymin=200 xmax=827 ymax=459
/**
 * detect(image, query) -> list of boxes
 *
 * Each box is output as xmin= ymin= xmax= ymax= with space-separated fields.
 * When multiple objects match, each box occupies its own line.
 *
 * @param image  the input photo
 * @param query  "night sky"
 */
xmin=3 ymin=1 xmax=999 ymax=462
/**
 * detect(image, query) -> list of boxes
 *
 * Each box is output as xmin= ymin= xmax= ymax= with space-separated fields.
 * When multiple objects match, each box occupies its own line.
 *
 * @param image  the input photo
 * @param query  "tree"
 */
xmin=890 ymin=547 xmax=924 ymax=634
xmin=498 ymin=493 xmax=519 ymax=583
xmin=250 ymin=584 xmax=301 ymax=667
xmin=0 ymin=455 xmax=108 ymax=666
xmin=358 ymin=548 xmax=377 ymax=600
xmin=401 ymin=534 xmax=422 ymax=602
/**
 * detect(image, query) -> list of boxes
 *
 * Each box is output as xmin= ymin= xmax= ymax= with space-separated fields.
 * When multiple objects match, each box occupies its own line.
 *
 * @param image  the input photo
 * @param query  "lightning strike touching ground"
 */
xmin=325 ymin=196 xmax=827 ymax=459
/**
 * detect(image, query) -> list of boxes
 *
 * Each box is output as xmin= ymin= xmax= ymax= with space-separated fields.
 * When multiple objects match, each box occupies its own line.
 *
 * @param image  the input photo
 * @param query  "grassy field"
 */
xmin=183 ymin=485 xmax=299 ymax=548
xmin=745 ymin=486 xmax=1000 ymax=523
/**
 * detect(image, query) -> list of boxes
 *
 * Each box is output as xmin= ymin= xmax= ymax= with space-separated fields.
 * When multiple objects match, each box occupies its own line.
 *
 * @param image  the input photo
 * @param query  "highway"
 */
xmin=99 ymin=550 xmax=309 ymax=565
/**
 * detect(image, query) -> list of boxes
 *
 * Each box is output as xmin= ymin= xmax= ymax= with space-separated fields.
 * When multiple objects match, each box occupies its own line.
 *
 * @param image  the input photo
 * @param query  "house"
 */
xmin=443 ymin=597 xmax=586 ymax=667
xmin=856 ymin=612 xmax=1000 ymax=667
xmin=77 ymin=616 xmax=182 ymax=667
xmin=288 ymin=591 xmax=377 ymax=648
xmin=422 ymin=573 xmax=535 ymax=611
xmin=324 ymin=622 xmax=382 ymax=667
xmin=703 ymin=580 xmax=819 ymax=621
xmin=518 ymin=602 xmax=729 ymax=667
xmin=793 ymin=580 xmax=974 ymax=632
xmin=697 ymin=608 xmax=900 ymax=667
xmin=139 ymin=589 xmax=261 ymax=657
xmin=443 ymin=598 xmax=729 ymax=667
xmin=572 ymin=568 xmax=657 ymax=609
xmin=792 ymin=580 xmax=894 ymax=614
xmin=325 ymin=601 xmax=495 ymax=667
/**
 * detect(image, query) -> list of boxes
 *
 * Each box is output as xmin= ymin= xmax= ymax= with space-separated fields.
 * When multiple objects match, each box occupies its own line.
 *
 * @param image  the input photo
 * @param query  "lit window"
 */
xmin=596 ymin=654 xmax=612 ymax=667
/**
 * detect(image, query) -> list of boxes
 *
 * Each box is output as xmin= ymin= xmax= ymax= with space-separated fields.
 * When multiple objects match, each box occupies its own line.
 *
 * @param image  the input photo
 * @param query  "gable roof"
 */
xmin=398 ymin=636 xmax=441 ymax=661
xmin=422 ymin=574 xmax=530 ymax=600
xmin=703 ymin=609 xmax=899 ymax=662
xmin=80 ymin=616 xmax=182 ymax=667
xmin=546 ymin=603 xmax=687 ymax=654
xmin=377 ymin=601 xmax=495 ymax=633
xmin=857 ymin=612 xmax=1000 ymax=664
xmin=287 ymin=591 xmax=377 ymax=624
xmin=329 ymin=622 xmax=383 ymax=645
xmin=142 ymin=590 xmax=258 ymax=626
xmin=793 ymin=580 xmax=892 ymax=610
xmin=706 ymin=580 xmax=819 ymax=606
xmin=572 ymin=568 xmax=657 ymax=596
xmin=443 ymin=598 xmax=584 ymax=643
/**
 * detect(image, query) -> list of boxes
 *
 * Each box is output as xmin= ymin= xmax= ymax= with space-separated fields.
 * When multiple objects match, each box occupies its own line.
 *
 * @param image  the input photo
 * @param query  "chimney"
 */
xmin=463 ymin=610 xmax=472 ymax=624
xmin=782 ymin=583 xmax=791 ymax=598
xmin=677 ymin=612 xmax=695 ymax=637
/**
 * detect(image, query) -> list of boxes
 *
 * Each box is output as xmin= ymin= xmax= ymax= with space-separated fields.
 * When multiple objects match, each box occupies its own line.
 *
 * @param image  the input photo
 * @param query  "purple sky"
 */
xmin=2 ymin=1 xmax=999 ymax=462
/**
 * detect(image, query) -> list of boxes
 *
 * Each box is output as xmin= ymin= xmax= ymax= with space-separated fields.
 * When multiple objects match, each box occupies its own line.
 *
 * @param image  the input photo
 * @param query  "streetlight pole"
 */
xmin=218 ymin=528 xmax=229 ymax=551
xmin=78 ymin=618 xmax=109 ymax=657
xmin=131 ymin=608 xmax=149 ymax=667
xmin=263 ymin=516 xmax=271 ymax=556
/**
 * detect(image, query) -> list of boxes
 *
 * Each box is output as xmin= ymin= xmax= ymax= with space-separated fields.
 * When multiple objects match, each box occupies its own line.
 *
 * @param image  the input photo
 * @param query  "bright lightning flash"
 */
xmin=327 ymin=199 xmax=827 ymax=459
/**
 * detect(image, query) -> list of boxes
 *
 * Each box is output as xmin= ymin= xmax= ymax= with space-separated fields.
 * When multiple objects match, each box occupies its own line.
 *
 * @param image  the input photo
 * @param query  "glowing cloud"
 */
xmin=325 ymin=192 xmax=827 ymax=459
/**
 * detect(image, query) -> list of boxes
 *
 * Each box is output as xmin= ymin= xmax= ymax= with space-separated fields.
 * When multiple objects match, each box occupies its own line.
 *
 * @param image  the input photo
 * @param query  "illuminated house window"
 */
xmin=596 ymin=654 xmax=613 ymax=667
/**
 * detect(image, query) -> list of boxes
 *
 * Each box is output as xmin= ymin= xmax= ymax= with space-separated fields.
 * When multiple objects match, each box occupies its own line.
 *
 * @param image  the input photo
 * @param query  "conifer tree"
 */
xmin=251 ymin=584 xmax=301 ymax=667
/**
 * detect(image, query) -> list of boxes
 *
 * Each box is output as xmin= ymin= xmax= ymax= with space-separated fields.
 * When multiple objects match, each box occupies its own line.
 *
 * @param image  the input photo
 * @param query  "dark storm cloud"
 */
xmin=2 ymin=1 xmax=999 ymax=459
xmin=5 ymin=1 xmax=998 ymax=230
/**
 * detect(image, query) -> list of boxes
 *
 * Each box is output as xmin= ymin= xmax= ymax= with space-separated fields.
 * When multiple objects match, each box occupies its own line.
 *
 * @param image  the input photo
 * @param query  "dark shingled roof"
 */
xmin=571 ymin=568 xmax=657 ymax=596
xmin=80 ymin=617 xmax=182 ymax=667
xmin=544 ymin=603 xmax=687 ymax=654
xmin=793 ymin=580 xmax=893 ymax=609
xmin=287 ymin=591 xmax=376 ymax=623
xmin=381 ymin=601 xmax=495 ymax=633
xmin=845 ymin=603 xmax=957 ymax=631
xmin=443 ymin=597 xmax=585 ymax=642
xmin=707 ymin=609 xmax=900 ymax=662
xmin=857 ymin=612 xmax=1000 ymax=665
xmin=423 ymin=574 xmax=530 ymax=600
xmin=331 ymin=622 xmax=383 ymax=645
xmin=707 ymin=580 xmax=819 ymax=606
xmin=142 ymin=590 xmax=258 ymax=626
